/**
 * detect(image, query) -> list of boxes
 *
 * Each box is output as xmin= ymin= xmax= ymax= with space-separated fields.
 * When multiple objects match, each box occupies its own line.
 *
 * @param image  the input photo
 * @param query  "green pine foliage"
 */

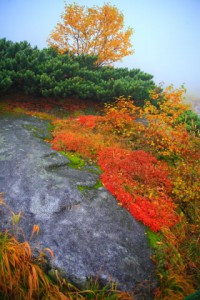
xmin=0 ymin=38 xmax=155 ymax=105
xmin=177 ymin=109 xmax=200 ymax=136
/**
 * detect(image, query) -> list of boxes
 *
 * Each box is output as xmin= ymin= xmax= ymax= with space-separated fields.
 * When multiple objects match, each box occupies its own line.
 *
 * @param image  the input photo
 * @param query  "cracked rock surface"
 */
xmin=0 ymin=115 xmax=156 ymax=299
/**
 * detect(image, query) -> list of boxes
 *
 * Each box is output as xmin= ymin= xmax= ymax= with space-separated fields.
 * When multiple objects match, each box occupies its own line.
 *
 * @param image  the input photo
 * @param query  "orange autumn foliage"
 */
xmin=48 ymin=3 xmax=134 ymax=66
xmin=51 ymin=89 xmax=199 ymax=234
xmin=147 ymin=85 xmax=189 ymax=126
xmin=97 ymin=96 xmax=138 ymax=136
xmin=138 ymin=86 xmax=192 ymax=159
xmin=170 ymin=159 xmax=200 ymax=220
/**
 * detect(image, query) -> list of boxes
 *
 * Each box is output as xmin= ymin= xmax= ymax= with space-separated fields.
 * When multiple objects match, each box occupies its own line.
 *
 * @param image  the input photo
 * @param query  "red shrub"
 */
xmin=76 ymin=115 xmax=102 ymax=129
xmin=98 ymin=147 xmax=179 ymax=231
xmin=52 ymin=131 xmax=101 ymax=159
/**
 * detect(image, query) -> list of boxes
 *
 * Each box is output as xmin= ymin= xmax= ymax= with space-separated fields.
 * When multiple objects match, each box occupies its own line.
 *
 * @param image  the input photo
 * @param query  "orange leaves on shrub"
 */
xmin=98 ymin=148 xmax=179 ymax=231
xmin=140 ymin=123 xmax=190 ymax=158
xmin=76 ymin=97 xmax=138 ymax=135
xmin=147 ymin=85 xmax=190 ymax=125
xmin=170 ymin=161 xmax=200 ymax=224
xmin=48 ymin=3 xmax=134 ymax=66
xmin=139 ymin=86 xmax=193 ymax=160
xmin=98 ymin=97 xmax=138 ymax=136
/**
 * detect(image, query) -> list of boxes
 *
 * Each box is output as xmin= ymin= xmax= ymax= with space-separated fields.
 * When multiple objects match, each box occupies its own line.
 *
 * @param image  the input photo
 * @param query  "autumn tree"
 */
xmin=47 ymin=3 xmax=134 ymax=66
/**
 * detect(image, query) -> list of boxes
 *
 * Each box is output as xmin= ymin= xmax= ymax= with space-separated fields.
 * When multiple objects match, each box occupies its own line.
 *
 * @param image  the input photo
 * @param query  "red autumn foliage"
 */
xmin=98 ymin=147 xmax=179 ymax=231
xmin=51 ymin=116 xmax=121 ymax=160
xmin=50 ymin=96 xmax=182 ymax=232
xmin=52 ymin=131 xmax=100 ymax=159
xmin=76 ymin=115 xmax=102 ymax=129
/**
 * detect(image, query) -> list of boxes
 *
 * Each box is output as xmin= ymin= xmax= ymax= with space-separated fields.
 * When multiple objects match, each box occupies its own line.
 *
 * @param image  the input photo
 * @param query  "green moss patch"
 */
xmin=77 ymin=180 xmax=103 ymax=195
xmin=60 ymin=151 xmax=86 ymax=169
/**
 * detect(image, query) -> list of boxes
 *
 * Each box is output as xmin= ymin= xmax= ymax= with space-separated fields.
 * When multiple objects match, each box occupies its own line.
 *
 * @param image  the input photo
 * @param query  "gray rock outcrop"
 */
xmin=0 ymin=115 xmax=156 ymax=299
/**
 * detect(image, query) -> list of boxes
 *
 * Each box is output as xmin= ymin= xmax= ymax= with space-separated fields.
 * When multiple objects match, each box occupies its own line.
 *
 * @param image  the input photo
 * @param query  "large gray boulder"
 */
xmin=0 ymin=115 xmax=156 ymax=299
